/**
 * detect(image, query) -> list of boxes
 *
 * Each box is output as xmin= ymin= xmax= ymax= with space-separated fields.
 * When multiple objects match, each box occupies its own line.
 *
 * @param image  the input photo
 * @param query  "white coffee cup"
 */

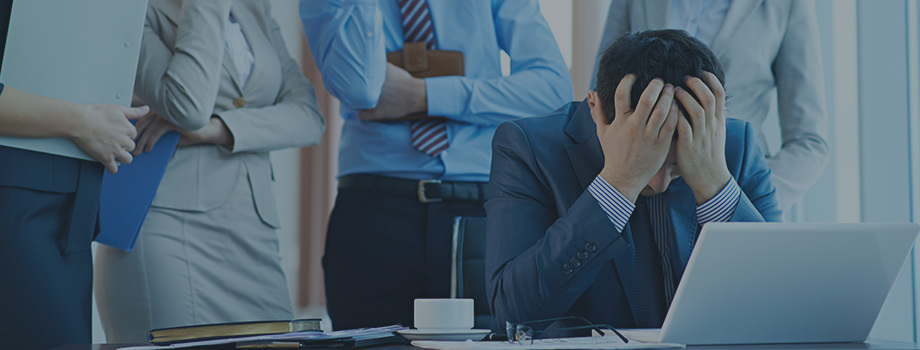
xmin=413 ymin=298 xmax=474 ymax=332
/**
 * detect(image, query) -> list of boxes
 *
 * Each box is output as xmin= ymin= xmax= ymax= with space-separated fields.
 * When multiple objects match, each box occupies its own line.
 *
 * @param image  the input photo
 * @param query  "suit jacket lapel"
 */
xmin=564 ymin=102 xmax=604 ymax=191
xmin=222 ymin=4 xmax=245 ymax=95
xmin=563 ymin=101 xmax=643 ymax=324
xmin=223 ymin=51 xmax=244 ymax=95
xmin=709 ymin=0 xmax=762 ymax=58
xmin=231 ymin=3 xmax=267 ymax=95
xmin=642 ymin=0 xmax=672 ymax=30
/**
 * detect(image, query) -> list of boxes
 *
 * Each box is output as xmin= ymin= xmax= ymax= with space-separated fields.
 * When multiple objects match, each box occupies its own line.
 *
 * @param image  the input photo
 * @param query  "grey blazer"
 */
xmin=135 ymin=0 xmax=324 ymax=227
xmin=594 ymin=0 xmax=829 ymax=210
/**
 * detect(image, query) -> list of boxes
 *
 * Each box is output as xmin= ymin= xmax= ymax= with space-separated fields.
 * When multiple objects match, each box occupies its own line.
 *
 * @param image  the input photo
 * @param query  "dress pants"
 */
xmin=323 ymin=186 xmax=486 ymax=330
xmin=0 ymin=147 xmax=103 ymax=350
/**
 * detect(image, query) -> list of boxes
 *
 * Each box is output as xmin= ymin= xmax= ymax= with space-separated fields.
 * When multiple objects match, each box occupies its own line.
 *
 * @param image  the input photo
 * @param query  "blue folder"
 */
xmin=95 ymin=131 xmax=179 ymax=251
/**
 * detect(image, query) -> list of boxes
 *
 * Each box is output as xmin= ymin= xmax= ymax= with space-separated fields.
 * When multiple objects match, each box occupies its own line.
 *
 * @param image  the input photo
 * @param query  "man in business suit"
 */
xmin=486 ymin=30 xmax=782 ymax=329
xmin=593 ymin=0 xmax=828 ymax=211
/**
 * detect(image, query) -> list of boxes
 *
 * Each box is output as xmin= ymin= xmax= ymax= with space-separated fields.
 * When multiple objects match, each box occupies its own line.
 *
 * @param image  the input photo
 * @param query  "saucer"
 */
xmin=397 ymin=328 xmax=491 ymax=341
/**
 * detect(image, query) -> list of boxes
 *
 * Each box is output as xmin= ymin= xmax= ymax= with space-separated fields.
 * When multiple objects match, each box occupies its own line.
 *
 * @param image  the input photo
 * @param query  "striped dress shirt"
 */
xmin=587 ymin=175 xmax=741 ymax=304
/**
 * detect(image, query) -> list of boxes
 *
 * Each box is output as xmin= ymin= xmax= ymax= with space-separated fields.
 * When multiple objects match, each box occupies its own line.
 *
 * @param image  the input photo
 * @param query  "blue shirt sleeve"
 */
xmin=425 ymin=0 xmax=572 ymax=125
xmin=300 ymin=0 xmax=386 ymax=111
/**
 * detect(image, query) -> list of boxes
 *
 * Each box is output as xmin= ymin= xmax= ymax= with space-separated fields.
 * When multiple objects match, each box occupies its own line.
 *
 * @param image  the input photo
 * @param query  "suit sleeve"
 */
xmin=485 ymin=121 xmax=630 ymax=326
xmin=730 ymin=122 xmax=783 ymax=222
xmin=766 ymin=0 xmax=830 ymax=209
xmin=217 ymin=2 xmax=325 ymax=153
xmin=424 ymin=0 xmax=572 ymax=125
xmin=134 ymin=0 xmax=231 ymax=130
xmin=299 ymin=0 xmax=385 ymax=111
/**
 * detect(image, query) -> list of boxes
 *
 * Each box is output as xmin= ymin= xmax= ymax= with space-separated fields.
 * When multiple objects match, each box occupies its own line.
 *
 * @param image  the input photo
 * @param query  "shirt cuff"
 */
xmin=697 ymin=178 xmax=742 ymax=225
xmin=424 ymin=76 xmax=467 ymax=118
xmin=587 ymin=176 xmax=635 ymax=233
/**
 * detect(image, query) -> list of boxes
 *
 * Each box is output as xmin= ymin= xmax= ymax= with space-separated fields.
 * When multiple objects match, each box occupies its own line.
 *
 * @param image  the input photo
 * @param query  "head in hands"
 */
xmin=588 ymin=29 xmax=732 ymax=204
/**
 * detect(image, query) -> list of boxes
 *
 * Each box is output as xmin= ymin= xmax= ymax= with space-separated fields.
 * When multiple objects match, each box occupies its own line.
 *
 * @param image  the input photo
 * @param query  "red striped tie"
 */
xmin=399 ymin=0 xmax=449 ymax=157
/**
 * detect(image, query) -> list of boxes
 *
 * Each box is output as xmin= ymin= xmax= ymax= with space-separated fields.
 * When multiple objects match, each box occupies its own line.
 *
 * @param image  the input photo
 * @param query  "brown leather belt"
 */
xmin=338 ymin=174 xmax=487 ymax=204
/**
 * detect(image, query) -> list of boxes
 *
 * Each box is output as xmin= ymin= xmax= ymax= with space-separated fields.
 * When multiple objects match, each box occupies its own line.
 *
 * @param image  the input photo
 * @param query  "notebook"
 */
xmin=148 ymin=319 xmax=322 ymax=345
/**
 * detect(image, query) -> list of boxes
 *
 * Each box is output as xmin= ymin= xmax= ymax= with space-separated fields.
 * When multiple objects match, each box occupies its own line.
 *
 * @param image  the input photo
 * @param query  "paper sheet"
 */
xmin=616 ymin=329 xmax=663 ymax=344
xmin=412 ymin=336 xmax=684 ymax=350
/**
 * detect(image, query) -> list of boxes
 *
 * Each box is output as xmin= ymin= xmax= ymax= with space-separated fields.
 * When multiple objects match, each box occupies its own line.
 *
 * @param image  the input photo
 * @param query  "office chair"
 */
xmin=450 ymin=216 xmax=494 ymax=331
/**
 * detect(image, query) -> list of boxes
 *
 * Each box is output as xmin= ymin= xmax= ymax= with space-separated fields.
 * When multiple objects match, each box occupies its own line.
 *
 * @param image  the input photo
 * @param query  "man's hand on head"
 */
xmin=591 ymin=74 xmax=680 ymax=203
xmin=674 ymin=71 xmax=732 ymax=205
xmin=358 ymin=62 xmax=428 ymax=121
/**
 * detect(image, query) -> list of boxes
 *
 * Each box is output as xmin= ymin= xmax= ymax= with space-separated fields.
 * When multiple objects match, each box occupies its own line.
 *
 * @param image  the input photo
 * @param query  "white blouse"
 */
xmin=225 ymin=13 xmax=255 ymax=86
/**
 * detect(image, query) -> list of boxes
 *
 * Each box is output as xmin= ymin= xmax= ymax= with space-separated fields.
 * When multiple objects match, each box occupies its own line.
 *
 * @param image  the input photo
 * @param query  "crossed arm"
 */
xmin=300 ymin=0 xmax=571 ymax=124
xmin=133 ymin=1 xmax=324 ymax=154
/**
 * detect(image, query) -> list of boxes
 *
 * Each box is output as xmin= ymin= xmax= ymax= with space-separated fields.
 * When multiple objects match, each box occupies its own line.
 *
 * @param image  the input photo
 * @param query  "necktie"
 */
xmin=399 ymin=0 xmax=449 ymax=157
xmin=632 ymin=196 xmax=667 ymax=327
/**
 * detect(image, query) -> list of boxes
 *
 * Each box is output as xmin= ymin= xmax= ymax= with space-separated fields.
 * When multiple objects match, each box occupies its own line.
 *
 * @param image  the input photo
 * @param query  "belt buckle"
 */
xmin=418 ymin=179 xmax=442 ymax=203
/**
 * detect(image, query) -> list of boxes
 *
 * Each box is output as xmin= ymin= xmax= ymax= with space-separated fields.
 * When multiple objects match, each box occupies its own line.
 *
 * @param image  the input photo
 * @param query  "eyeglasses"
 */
xmin=505 ymin=316 xmax=629 ymax=345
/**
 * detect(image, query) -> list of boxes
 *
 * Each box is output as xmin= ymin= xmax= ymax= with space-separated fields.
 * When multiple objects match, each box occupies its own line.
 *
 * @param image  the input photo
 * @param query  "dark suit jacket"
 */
xmin=485 ymin=101 xmax=782 ymax=328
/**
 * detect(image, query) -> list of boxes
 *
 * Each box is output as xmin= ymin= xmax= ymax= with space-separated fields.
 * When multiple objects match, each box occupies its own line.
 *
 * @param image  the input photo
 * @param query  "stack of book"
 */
xmin=148 ymin=319 xmax=322 ymax=345
xmin=119 ymin=320 xmax=407 ymax=350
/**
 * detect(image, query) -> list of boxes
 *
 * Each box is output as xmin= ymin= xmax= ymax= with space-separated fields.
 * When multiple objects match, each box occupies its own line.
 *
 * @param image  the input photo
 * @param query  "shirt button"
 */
xmin=584 ymin=242 xmax=597 ymax=253
xmin=366 ymin=31 xmax=374 ymax=38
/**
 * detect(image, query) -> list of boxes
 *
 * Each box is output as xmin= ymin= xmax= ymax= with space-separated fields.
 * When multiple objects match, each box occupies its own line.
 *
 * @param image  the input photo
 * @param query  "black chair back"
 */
xmin=451 ymin=216 xmax=494 ymax=331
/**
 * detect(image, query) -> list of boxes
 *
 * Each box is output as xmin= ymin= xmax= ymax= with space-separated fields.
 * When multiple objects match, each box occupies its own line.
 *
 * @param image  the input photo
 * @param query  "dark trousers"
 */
xmin=323 ymin=186 xmax=486 ymax=330
xmin=0 ymin=147 xmax=102 ymax=349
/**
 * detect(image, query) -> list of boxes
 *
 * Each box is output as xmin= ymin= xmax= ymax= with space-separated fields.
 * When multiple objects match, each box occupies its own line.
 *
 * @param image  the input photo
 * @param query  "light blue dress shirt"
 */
xmin=300 ymin=0 xmax=572 ymax=181
xmin=668 ymin=0 xmax=731 ymax=46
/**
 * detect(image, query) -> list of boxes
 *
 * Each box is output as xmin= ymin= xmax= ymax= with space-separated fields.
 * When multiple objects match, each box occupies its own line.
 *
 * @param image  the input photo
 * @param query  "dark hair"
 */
xmin=595 ymin=29 xmax=726 ymax=122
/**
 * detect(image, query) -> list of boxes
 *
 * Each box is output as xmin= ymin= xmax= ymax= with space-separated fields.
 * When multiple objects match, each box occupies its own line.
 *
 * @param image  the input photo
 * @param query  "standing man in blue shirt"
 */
xmin=301 ymin=0 xmax=572 ymax=330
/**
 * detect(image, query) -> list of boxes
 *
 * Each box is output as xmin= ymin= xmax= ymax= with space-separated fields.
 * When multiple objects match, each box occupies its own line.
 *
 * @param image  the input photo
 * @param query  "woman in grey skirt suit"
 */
xmin=94 ymin=0 xmax=324 ymax=342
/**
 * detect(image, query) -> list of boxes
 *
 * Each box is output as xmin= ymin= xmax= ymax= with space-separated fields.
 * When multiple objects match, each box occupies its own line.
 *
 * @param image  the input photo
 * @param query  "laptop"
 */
xmin=651 ymin=222 xmax=919 ymax=345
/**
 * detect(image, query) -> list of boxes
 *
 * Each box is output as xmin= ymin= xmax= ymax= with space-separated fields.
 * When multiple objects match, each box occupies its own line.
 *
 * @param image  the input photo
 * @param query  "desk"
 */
xmin=50 ymin=340 xmax=920 ymax=350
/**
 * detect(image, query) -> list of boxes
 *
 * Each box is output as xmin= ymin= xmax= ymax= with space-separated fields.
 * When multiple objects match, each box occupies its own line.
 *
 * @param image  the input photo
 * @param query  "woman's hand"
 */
xmin=71 ymin=104 xmax=150 ymax=174
xmin=134 ymin=114 xmax=234 ymax=155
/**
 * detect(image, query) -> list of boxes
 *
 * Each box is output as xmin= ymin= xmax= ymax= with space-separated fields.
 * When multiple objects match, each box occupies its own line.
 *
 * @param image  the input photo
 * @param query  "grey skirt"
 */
xmin=94 ymin=175 xmax=293 ymax=343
